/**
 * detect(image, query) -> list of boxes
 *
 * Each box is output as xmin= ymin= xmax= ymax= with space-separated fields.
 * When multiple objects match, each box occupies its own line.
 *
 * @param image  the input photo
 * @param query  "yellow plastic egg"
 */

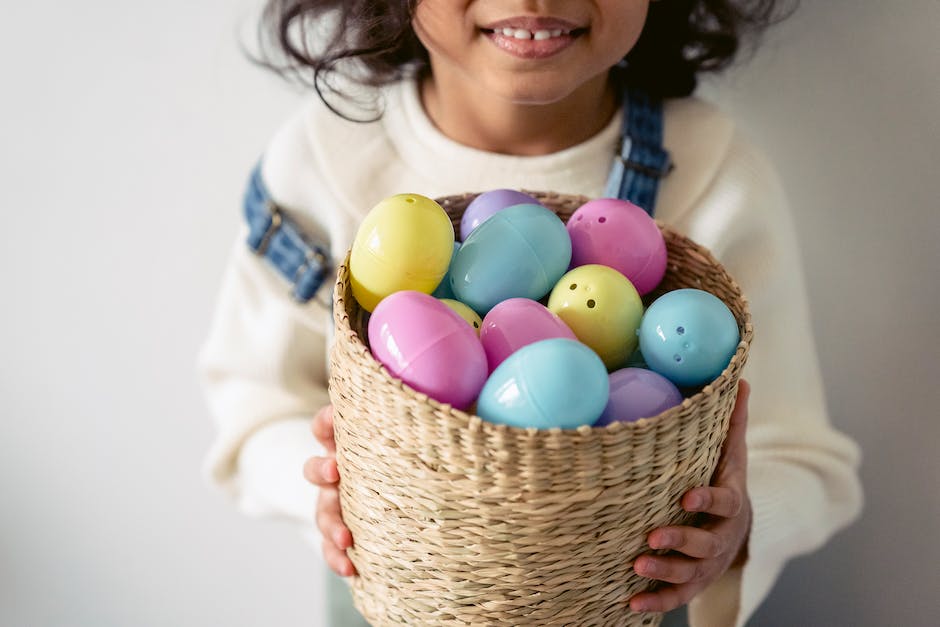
xmin=350 ymin=193 xmax=455 ymax=312
xmin=547 ymin=264 xmax=643 ymax=370
xmin=439 ymin=299 xmax=483 ymax=335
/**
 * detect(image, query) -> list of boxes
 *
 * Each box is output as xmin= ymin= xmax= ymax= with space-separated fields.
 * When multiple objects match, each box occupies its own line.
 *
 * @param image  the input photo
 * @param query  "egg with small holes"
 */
xmin=546 ymin=264 xmax=643 ymax=370
xmin=476 ymin=338 xmax=609 ymax=429
xmin=451 ymin=203 xmax=571 ymax=315
xmin=350 ymin=193 xmax=455 ymax=312
xmin=439 ymin=298 xmax=483 ymax=335
xmin=460 ymin=189 xmax=541 ymax=241
xmin=567 ymin=198 xmax=667 ymax=295
xmin=638 ymin=289 xmax=740 ymax=387
xmin=368 ymin=291 xmax=487 ymax=409
xmin=479 ymin=298 xmax=577 ymax=372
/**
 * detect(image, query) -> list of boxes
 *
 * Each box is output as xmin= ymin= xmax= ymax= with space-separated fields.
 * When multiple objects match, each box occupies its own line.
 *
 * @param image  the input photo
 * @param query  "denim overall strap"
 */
xmin=604 ymin=89 xmax=672 ymax=216
xmin=243 ymin=163 xmax=332 ymax=305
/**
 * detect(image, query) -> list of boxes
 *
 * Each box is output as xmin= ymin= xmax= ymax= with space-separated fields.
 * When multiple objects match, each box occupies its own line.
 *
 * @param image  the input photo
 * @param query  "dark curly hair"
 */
xmin=255 ymin=0 xmax=791 ymax=117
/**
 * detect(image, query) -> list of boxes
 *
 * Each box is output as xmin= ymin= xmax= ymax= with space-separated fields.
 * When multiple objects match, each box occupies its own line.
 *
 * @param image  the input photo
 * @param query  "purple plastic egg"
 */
xmin=567 ymin=198 xmax=667 ymax=295
xmin=460 ymin=189 xmax=541 ymax=241
xmin=368 ymin=291 xmax=488 ymax=409
xmin=594 ymin=367 xmax=683 ymax=426
xmin=479 ymin=298 xmax=577 ymax=372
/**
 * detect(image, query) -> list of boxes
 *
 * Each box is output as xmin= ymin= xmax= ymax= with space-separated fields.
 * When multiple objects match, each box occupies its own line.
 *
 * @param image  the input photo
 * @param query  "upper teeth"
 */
xmin=499 ymin=28 xmax=567 ymax=40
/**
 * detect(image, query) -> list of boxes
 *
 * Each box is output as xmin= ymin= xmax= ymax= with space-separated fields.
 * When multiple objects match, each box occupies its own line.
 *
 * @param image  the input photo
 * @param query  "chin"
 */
xmin=481 ymin=64 xmax=608 ymax=107
xmin=488 ymin=76 xmax=580 ymax=106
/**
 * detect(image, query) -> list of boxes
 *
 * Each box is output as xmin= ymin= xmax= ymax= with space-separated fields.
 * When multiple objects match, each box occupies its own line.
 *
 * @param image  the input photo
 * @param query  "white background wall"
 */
xmin=1 ymin=1 xmax=937 ymax=626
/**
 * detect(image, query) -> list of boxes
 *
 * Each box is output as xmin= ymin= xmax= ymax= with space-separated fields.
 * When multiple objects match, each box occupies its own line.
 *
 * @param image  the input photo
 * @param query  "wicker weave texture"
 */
xmin=328 ymin=192 xmax=753 ymax=627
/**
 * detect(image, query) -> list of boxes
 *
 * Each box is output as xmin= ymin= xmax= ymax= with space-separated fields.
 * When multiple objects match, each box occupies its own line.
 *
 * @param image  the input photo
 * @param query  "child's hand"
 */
xmin=629 ymin=380 xmax=752 ymax=614
xmin=303 ymin=405 xmax=357 ymax=577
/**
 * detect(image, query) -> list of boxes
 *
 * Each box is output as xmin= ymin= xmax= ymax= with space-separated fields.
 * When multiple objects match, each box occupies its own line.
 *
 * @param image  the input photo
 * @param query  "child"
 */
xmin=199 ymin=1 xmax=863 ymax=625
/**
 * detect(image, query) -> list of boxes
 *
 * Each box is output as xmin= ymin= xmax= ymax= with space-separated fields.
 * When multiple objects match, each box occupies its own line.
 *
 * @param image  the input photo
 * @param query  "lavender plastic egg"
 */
xmin=479 ymin=298 xmax=577 ymax=372
xmin=476 ymin=338 xmax=609 ymax=430
xmin=567 ymin=198 xmax=667 ymax=295
xmin=460 ymin=189 xmax=541 ymax=241
xmin=451 ymin=203 xmax=572 ymax=315
xmin=594 ymin=368 xmax=683 ymax=426
xmin=368 ymin=291 xmax=488 ymax=409
xmin=638 ymin=289 xmax=740 ymax=387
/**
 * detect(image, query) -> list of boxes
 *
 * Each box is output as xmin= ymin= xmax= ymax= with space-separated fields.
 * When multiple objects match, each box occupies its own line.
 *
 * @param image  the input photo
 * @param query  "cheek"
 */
xmin=594 ymin=1 xmax=650 ymax=60
xmin=412 ymin=1 xmax=474 ymax=55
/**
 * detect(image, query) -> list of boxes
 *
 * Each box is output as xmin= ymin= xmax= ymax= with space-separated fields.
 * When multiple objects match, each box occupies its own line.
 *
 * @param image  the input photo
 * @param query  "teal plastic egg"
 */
xmin=450 ymin=204 xmax=571 ymax=315
xmin=476 ymin=338 xmax=609 ymax=429
xmin=638 ymin=289 xmax=740 ymax=387
xmin=431 ymin=242 xmax=461 ymax=299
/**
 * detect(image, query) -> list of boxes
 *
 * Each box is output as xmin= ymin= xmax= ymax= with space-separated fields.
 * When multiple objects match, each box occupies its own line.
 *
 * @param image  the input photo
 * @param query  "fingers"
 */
xmin=648 ymin=526 xmax=726 ymax=560
xmin=629 ymin=582 xmax=698 ymax=613
xmin=633 ymin=553 xmax=709 ymax=586
xmin=311 ymin=405 xmax=336 ymax=452
xmin=682 ymin=486 xmax=744 ymax=518
xmin=303 ymin=455 xmax=340 ymax=487
xmin=317 ymin=488 xmax=353 ymax=550
xmin=322 ymin=536 xmax=357 ymax=577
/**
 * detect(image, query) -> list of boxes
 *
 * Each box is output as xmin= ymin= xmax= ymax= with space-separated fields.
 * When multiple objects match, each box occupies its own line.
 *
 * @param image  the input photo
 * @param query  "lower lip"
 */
xmin=484 ymin=31 xmax=578 ymax=59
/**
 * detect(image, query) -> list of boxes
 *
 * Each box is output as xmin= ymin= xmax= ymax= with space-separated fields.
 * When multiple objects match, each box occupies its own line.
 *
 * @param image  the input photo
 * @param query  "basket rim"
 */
xmin=331 ymin=192 xmax=753 ymax=437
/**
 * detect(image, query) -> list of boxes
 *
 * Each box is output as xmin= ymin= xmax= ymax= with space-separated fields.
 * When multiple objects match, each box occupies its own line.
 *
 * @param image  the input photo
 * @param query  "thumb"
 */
xmin=312 ymin=405 xmax=337 ymax=453
xmin=717 ymin=379 xmax=750 ymax=477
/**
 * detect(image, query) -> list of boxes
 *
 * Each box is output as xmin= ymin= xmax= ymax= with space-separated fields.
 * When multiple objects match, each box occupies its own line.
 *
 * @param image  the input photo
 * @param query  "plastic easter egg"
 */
xmin=638 ymin=289 xmax=740 ymax=387
xmin=476 ymin=338 xmax=609 ymax=429
xmin=460 ymin=189 xmax=541 ymax=241
xmin=546 ymin=264 xmax=643 ymax=370
xmin=439 ymin=298 xmax=482 ymax=334
xmin=350 ymin=193 xmax=455 ymax=312
xmin=594 ymin=368 xmax=683 ymax=426
xmin=431 ymin=242 xmax=461 ymax=299
xmin=451 ymin=203 xmax=571 ymax=315
xmin=479 ymin=298 xmax=577 ymax=372
xmin=368 ymin=291 xmax=487 ymax=409
xmin=567 ymin=198 xmax=667 ymax=295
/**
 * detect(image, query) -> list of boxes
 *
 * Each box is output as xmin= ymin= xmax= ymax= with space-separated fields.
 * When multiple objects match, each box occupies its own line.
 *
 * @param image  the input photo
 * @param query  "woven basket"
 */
xmin=328 ymin=191 xmax=753 ymax=627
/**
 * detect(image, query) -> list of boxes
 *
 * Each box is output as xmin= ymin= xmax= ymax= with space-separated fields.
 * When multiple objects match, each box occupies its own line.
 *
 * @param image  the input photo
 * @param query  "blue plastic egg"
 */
xmin=476 ymin=338 xmax=609 ymax=429
xmin=431 ymin=242 xmax=461 ymax=299
xmin=451 ymin=204 xmax=571 ymax=315
xmin=638 ymin=289 xmax=740 ymax=387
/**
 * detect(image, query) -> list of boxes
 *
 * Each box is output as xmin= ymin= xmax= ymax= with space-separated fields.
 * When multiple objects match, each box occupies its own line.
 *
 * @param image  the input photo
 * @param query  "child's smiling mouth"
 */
xmin=480 ymin=17 xmax=587 ymax=59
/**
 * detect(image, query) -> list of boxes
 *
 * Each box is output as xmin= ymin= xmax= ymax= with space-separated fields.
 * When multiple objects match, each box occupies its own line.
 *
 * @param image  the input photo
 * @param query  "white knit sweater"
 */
xmin=198 ymin=79 xmax=862 ymax=626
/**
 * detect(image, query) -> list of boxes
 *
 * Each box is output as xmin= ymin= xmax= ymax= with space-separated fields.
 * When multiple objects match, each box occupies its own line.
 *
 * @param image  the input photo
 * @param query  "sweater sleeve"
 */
xmin=676 ymin=134 xmax=864 ymax=627
xmin=197 ymin=232 xmax=330 ymax=526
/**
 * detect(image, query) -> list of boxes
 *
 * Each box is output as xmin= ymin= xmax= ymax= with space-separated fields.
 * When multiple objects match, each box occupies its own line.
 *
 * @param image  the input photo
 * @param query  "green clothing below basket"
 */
xmin=326 ymin=569 xmax=372 ymax=627
xmin=324 ymin=567 xmax=687 ymax=627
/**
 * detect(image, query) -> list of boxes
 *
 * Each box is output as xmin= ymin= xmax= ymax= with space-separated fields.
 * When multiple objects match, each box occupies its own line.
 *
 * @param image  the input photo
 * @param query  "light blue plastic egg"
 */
xmin=476 ymin=338 xmax=609 ymax=429
xmin=431 ymin=242 xmax=461 ymax=299
xmin=638 ymin=289 xmax=740 ymax=387
xmin=450 ymin=204 xmax=571 ymax=315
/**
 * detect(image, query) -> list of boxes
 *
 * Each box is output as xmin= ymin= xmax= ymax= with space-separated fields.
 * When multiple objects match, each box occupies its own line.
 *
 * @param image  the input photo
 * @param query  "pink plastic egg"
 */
xmin=368 ymin=291 xmax=487 ymax=409
xmin=479 ymin=298 xmax=577 ymax=372
xmin=567 ymin=198 xmax=667 ymax=295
